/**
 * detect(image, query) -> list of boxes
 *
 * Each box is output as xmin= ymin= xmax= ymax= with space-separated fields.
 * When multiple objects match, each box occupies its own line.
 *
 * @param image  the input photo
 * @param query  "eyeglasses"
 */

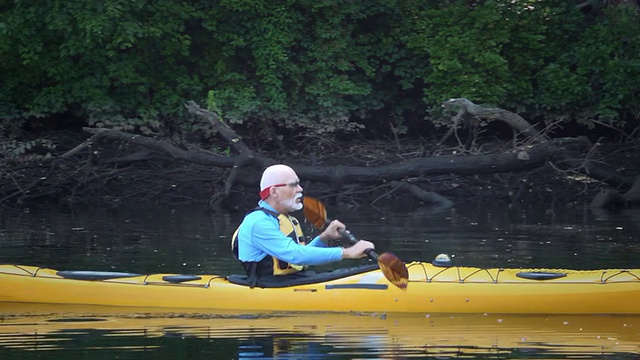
xmin=259 ymin=181 xmax=301 ymax=200
xmin=273 ymin=181 xmax=300 ymax=188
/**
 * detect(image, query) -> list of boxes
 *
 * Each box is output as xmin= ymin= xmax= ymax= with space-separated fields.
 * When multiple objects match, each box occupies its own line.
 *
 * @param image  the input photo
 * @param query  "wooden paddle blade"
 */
xmin=378 ymin=252 xmax=409 ymax=290
xmin=303 ymin=196 xmax=328 ymax=229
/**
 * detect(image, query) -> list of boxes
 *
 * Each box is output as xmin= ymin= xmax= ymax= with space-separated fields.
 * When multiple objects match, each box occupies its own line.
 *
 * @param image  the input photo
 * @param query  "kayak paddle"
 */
xmin=303 ymin=196 xmax=409 ymax=289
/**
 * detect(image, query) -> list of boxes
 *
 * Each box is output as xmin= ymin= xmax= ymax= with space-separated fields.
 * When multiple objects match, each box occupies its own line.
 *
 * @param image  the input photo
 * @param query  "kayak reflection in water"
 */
xmin=230 ymin=164 xmax=374 ymax=287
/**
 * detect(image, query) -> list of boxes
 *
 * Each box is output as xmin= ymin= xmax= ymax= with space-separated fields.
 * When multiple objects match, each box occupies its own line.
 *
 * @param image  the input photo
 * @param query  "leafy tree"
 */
xmin=1 ymin=0 xmax=638 ymax=153
xmin=535 ymin=5 xmax=640 ymax=127
xmin=0 ymin=0 xmax=206 ymax=136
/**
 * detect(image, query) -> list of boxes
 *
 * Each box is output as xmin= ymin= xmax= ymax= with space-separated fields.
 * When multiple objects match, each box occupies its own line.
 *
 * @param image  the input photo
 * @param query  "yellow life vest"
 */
xmin=231 ymin=209 xmax=306 ymax=276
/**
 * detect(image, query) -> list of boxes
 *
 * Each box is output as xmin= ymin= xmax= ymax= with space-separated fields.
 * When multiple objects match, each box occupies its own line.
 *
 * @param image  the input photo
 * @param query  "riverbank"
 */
xmin=1 ymin=130 xmax=638 ymax=211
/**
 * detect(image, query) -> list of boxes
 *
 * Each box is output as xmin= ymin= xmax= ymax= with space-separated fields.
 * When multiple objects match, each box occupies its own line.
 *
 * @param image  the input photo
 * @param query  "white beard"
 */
xmin=281 ymin=193 xmax=303 ymax=211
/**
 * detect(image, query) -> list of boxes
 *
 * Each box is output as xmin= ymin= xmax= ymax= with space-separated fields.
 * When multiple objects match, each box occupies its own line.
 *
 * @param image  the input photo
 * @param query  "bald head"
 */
xmin=259 ymin=165 xmax=303 ymax=211
xmin=259 ymin=164 xmax=299 ymax=200
xmin=260 ymin=164 xmax=296 ymax=191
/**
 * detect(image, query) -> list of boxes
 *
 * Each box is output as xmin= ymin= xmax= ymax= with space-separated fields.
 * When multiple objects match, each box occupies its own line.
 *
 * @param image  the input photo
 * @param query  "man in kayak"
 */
xmin=231 ymin=164 xmax=374 ymax=286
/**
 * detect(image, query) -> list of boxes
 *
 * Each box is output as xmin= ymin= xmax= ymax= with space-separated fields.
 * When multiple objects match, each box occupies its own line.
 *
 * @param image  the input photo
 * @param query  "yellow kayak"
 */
xmin=1 ymin=262 xmax=639 ymax=314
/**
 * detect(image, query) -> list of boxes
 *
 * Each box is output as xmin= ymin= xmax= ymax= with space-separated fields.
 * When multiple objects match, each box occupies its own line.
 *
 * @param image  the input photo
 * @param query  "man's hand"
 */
xmin=318 ymin=219 xmax=346 ymax=242
xmin=341 ymin=240 xmax=375 ymax=259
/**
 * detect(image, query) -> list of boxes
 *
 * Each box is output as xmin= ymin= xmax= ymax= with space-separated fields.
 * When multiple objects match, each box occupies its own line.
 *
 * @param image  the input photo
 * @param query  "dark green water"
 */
xmin=1 ymin=201 xmax=639 ymax=359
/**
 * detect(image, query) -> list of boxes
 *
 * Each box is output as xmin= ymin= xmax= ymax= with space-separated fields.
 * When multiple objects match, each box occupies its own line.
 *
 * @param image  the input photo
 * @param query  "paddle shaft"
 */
xmin=333 ymin=223 xmax=379 ymax=261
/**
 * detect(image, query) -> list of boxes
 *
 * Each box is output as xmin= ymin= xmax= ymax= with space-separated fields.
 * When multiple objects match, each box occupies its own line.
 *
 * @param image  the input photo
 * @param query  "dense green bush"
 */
xmin=0 ymin=1 xmax=204 ymax=135
xmin=404 ymin=0 xmax=640 ymax=129
xmin=535 ymin=5 xmax=640 ymax=126
xmin=1 ymin=0 xmax=638 ymax=151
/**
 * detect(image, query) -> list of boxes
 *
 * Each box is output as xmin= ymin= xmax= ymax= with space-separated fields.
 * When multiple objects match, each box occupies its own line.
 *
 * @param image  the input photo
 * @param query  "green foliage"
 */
xmin=398 ymin=0 xmax=640 ymax=130
xmin=206 ymin=91 xmax=223 ymax=117
xmin=405 ymin=1 xmax=513 ymax=108
xmin=204 ymin=0 xmax=390 ymax=134
xmin=0 ymin=0 xmax=204 ymax=134
xmin=1 ymin=0 xmax=638 ymax=150
xmin=0 ymin=139 xmax=56 ymax=162
xmin=403 ymin=1 xmax=569 ymax=121
xmin=535 ymin=5 xmax=640 ymax=126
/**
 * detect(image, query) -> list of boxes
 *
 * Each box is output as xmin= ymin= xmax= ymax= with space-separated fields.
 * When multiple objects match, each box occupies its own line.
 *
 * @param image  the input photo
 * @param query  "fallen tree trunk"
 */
xmin=57 ymin=101 xmax=627 ymax=208
xmin=75 ymin=129 xmax=569 ymax=185
xmin=441 ymin=98 xmax=548 ymax=142
xmin=440 ymin=98 xmax=639 ymax=209
xmin=4 ymin=100 xmax=636 ymax=208
xmin=69 ymin=125 xmax=570 ymax=208
xmin=292 ymin=142 xmax=567 ymax=183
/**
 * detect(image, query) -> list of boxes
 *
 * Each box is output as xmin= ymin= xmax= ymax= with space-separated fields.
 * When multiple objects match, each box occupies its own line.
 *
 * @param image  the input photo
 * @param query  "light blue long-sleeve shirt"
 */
xmin=236 ymin=201 xmax=343 ymax=265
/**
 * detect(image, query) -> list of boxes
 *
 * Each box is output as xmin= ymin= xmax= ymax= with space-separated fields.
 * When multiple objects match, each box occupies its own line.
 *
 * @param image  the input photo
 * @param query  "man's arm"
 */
xmin=251 ymin=220 xmax=342 ymax=265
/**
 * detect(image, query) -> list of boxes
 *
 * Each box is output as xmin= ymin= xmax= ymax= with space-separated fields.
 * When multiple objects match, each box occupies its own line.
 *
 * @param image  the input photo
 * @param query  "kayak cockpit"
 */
xmin=54 ymin=264 xmax=383 ymax=288
xmin=226 ymin=264 xmax=380 ymax=288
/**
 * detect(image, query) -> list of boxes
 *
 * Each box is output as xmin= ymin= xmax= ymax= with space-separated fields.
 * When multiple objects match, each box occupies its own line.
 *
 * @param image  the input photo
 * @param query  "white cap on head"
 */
xmin=259 ymin=164 xmax=297 ymax=200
